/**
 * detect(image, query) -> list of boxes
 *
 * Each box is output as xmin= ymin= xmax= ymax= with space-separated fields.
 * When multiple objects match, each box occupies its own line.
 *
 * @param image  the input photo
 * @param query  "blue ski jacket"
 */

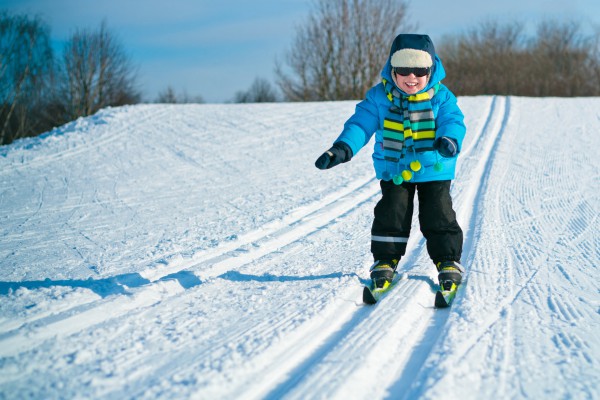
xmin=333 ymin=54 xmax=466 ymax=182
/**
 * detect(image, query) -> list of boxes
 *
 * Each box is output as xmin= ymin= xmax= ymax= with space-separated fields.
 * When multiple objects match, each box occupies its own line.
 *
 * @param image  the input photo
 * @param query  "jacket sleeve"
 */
xmin=333 ymin=85 xmax=382 ymax=157
xmin=435 ymin=86 xmax=466 ymax=151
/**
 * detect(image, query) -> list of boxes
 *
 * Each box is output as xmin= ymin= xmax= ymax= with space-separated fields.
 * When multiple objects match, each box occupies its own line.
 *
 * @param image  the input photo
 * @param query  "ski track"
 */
xmin=0 ymin=164 xmax=379 ymax=358
xmin=1 ymin=97 xmax=598 ymax=399
xmin=0 ymin=169 xmax=376 ymax=334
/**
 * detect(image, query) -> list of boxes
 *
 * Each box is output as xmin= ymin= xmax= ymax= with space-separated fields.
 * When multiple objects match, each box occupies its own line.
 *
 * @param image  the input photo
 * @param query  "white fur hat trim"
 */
xmin=391 ymin=48 xmax=433 ymax=68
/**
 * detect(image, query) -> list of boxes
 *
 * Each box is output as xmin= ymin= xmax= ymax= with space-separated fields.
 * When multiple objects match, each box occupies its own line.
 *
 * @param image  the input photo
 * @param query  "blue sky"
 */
xmin=2 ymin=0 xmax=599 ymax=102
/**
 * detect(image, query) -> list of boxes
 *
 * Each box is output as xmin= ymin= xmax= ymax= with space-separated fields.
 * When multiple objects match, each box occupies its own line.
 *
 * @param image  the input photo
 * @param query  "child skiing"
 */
xmin=314 ymin=34 xmax=466 ymax=305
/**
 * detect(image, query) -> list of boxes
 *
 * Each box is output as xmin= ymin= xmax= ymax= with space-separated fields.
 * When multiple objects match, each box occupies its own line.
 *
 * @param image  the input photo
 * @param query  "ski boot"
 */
xmin=370 ymin=259 xmax=399 ymax=289
xmin=363 ymin=259 xmax=400 ymax=304
xmin=435 ymin=260 xmax=464 ymax=308
xmin=436 ymin=260 xmax=464 ymax=290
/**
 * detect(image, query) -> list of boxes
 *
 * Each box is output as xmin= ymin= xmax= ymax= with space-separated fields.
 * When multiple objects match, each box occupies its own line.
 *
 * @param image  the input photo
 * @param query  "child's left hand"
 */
xmin=434 ymin=137 xmax=458 ymax=158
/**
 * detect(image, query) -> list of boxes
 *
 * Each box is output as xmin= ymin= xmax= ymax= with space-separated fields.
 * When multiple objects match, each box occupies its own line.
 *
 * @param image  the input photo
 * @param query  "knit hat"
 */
xmin=389 ymin=34 xmax=435 ymax=69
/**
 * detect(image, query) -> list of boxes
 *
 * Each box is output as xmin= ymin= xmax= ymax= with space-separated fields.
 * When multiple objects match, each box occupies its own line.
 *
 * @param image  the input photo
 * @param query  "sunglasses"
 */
xmin=393 ymin=67 xmax=431 ymax=77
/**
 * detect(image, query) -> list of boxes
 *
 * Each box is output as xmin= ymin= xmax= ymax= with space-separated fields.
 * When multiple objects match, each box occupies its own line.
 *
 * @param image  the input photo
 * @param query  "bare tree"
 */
xmin=156 ymin=86 xmax=179 ymax=103
xmin=528 ymin=21 xmax=597 ymax=96
xmin=155 ymin=86 xmax=204 ymax=103
xmin=0 ymin=12 xmax=54 ymax=145
xmin=55 ymin=21 xmax=140 ymax=122
xmin=439 ymin=20 xmax=526 ymax=95
xmin=233 ymin=77 xmax=278 ymax=103
xmin=277 ymin=0 xmax=414 ymax=101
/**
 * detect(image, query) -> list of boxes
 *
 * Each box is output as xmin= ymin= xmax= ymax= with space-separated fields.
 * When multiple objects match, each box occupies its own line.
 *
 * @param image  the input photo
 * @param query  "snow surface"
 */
xmin=0 ymin=97 xmax=598 ymax=399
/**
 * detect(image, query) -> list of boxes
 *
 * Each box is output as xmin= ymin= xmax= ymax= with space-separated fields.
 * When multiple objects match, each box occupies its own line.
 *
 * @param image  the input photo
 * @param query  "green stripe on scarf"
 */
xmin=382 ymin=79 xmax=439 ymax=162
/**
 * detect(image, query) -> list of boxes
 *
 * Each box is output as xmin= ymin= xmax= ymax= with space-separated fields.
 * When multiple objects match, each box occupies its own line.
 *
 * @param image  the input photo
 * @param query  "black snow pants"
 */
xmin=371 ymin=179 xmax=463 ymax=264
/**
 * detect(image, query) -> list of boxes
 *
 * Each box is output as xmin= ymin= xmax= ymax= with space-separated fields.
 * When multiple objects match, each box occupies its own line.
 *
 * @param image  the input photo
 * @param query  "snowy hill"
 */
xmin=0 ymin=97 xmax=598 ymax=399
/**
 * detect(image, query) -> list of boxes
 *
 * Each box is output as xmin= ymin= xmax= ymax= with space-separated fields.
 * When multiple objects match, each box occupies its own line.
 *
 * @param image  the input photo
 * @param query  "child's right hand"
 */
xmin=314 ymin=142 xmax=353 ymax=170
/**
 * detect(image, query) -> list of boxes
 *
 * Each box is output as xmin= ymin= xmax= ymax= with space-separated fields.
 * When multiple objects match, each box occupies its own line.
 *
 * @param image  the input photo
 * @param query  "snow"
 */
xmin=0 ymin=97 xmax=598 ymax=399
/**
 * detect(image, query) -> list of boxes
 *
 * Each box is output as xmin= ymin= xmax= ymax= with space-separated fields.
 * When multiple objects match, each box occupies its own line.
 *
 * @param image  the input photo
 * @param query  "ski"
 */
xmin=434 ymin=282 xmax=459 ymax=308
xmin=362 ymin=273 xmax=400 ymax=304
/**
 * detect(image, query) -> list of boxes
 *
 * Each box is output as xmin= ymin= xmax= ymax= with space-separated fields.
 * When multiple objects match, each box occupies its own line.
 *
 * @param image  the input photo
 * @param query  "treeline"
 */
xmin=440 ymin=20 xmax=600 ymax=96
xmin=2 ymin=0 xmax=600 ymax=145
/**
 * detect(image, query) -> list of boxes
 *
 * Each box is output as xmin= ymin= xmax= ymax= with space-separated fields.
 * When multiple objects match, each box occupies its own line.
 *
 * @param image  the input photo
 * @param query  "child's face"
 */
xmin=393 ymin=71 xmax=429 ymax=95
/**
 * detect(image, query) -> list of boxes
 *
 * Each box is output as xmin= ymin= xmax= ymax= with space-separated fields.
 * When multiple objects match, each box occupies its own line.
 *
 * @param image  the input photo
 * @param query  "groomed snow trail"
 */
xmin=0 ymin=98 xmax=598 ymax=399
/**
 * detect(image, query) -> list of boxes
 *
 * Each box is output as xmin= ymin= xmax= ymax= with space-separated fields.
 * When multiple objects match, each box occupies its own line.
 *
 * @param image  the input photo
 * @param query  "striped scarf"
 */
xmin=382 ymin=78 xmax=439 ymax=162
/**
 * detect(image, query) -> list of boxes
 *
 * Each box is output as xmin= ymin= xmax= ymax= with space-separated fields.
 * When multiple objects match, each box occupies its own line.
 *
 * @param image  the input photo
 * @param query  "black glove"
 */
xmin=434 ymin=136 xmax=458 ymax=158
xmin=315 ymin=142 xmax=353 ymax=170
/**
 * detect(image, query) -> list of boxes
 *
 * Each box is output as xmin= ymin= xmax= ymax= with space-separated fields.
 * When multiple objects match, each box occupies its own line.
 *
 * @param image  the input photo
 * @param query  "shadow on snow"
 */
xmin=218 ymin=270 xmax=361 ymax=283
xmin=0 ymin=270 xmax=202 ymax=298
